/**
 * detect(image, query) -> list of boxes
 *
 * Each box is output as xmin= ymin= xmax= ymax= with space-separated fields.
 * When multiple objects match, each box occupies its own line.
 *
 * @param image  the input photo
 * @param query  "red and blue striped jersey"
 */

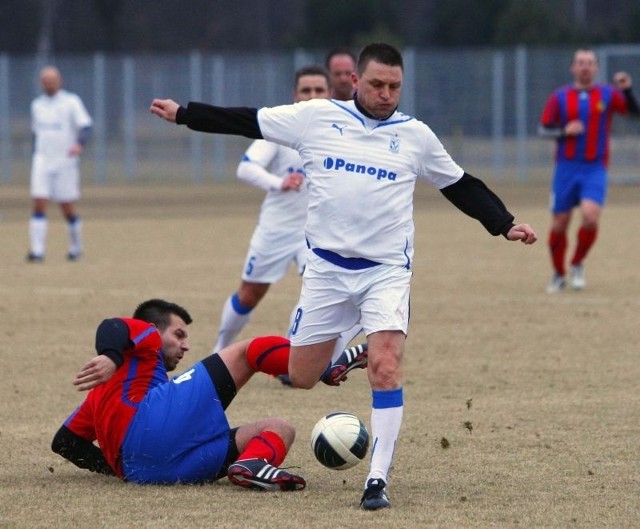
xmin=540 ymin=84 xmax=629 ymax=167
xmin=64 ymin=318 xmax=167 ymax=478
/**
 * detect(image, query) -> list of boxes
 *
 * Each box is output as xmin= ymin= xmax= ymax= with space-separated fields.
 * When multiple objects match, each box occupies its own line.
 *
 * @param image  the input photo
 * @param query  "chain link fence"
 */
xmin=1 ymin=45 xmax=639 ymax=186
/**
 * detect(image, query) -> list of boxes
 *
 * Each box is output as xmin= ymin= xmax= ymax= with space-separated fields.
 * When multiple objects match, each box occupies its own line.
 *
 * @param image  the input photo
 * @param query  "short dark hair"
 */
xmin=356 ymin=43 xmax=403 ymax=76
xmin=325 ymin=48 xmax=356 ymax=69
xmin=294 ymin=65 xmax=330 ymax=88
xmin=133 ymin=299 xmax=192 ymax=330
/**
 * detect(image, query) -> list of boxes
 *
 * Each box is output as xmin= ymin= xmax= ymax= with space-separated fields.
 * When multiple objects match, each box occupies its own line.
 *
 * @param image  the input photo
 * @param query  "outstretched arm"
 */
xmin=150 ymin=99 xmax=262 ymax=138
xmin=51 ymin=425 xmax=115 ymax=476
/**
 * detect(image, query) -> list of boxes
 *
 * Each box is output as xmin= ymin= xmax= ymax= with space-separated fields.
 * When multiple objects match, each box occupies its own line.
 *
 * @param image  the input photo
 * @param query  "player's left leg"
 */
xmin=358 ymin=265 xmax=410 ymax=510
xmin=60 ymin=201 xmax=83 ymax=261
xmin=570 ymin=166 xmax=606 ymax=289
xmin=361 ymin=330 xmax=405 ymax=510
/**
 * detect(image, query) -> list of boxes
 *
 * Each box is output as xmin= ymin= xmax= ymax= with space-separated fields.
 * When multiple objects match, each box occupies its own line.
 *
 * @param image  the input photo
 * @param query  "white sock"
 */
xmin=29 ymin=216 xmax=48 ymax=257
xmin=213 ymin=293 xmax=252 ymax=353
xmin=368 ymin=388 xmax=403 ymax=484
xmin=67 ymin=217 xmax=83 ymax=256
xmin=331 ymin=323 xmax=364 ymax=362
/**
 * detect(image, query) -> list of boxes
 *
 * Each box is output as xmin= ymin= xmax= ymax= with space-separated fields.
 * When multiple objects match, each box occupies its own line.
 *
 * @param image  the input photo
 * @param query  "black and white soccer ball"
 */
xmin=310 ymin=411 xmax=369 ymax=470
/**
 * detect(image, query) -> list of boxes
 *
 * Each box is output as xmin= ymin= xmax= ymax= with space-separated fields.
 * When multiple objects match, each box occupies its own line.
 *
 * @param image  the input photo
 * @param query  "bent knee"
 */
xmin=288 ymin=373 xmax=318 ymax=390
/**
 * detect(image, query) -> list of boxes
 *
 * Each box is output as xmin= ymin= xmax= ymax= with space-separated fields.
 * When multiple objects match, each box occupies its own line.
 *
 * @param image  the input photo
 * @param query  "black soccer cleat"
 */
xmin=322 ymin=343 xmax=368 ymax=386
xmin=227 ymin=458 xmax=306 ymax=491
xmin=26 ymin=252 xmax=44 ymax=263
xmin=360 ymin=478 xmax=391 ymax=510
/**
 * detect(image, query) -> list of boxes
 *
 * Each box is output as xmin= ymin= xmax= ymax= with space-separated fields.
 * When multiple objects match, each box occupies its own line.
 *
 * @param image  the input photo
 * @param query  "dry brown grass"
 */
xmin=1 ymin=181 xmax=639 ymax=528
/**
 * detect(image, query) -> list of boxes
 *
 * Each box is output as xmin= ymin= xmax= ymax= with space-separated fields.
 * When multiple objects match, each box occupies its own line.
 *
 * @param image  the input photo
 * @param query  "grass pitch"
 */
xmin=1 ymin=181 xmax=639 ymax=528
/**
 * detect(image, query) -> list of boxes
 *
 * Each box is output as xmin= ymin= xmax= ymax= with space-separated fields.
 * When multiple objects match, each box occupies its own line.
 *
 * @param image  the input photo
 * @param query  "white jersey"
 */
xmin=239 ymin=139 xmax=308 ymax=247
xmin=257 ymin=99 xmax=464 ymax=267
xmin=31 ymin=89 xmax=92 ymax=159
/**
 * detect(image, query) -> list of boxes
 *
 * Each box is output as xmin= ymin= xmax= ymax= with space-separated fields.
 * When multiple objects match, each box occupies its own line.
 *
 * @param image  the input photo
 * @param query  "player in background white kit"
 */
xmin=213 ymin=66 xmax=329 ymax=353
xmin=150 ymin=43 xmax=538 ymax=511
xmin=28 ymin=66 xmax=92 ymax=262
xmin=325 ymin=48 xmax=356 ymax=101
xmin=213 ymin=65 xmax=366 ymax=384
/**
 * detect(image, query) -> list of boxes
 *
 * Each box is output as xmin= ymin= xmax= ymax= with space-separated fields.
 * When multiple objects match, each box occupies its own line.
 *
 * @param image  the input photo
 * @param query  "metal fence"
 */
xmin=1 ymin=44 xmax=639 ymax=186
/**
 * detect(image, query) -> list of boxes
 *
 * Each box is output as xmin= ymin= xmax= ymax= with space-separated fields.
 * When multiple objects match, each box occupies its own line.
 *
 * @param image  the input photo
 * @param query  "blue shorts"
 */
xmin=122 ymin=357 xmax=236 ymax=484
xmin=550 ymin=160 xmax=607 ymax=214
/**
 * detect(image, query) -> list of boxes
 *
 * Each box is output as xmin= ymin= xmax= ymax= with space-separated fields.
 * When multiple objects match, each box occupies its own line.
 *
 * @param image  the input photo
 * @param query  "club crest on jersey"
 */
xmin=389 ymin=134 xmax=400 ymax=153
xmin=323 ymin=157 xmax=397 ymax=181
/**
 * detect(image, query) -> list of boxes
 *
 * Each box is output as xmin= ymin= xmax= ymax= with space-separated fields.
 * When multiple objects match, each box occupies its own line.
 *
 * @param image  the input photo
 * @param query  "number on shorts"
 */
xmin=290 ymin=307 xmax=303 ymax=336
xmin=245 ymin=255 xmax=256 ymax=276
xmin=173 ymin=368 xmax=195 ymax=384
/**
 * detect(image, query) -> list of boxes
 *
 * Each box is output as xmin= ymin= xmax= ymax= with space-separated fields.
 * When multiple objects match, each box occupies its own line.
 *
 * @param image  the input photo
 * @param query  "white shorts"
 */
xmin=289 ymin=252 xmax=412 ymax=346
xmin=241 ymin=230 xmax=308 ymax=283
xmin=30 ymin=154 xmax=81 ymax=202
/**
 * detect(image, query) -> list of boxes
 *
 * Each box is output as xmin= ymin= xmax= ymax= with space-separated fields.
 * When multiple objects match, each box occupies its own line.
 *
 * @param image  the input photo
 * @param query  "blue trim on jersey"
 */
xmin=231 ymin=292 xmax=253 ymax=315
xmin=372 ymin=388 xmax=403 ymax=409
xmin=330 ymin=100 xmax=414 ymax=130
xmin=403 ymin=239 xmax=411 ymax=269
xmin=376 ymin=116 xmax=414 ymax=128
xmin=32 ymin=212 xmax=46 ymax=219
xmin=312 ymin=247 xmax=380 ymax=270
xmin=330 ymin=100 xmax=365 ymax=125
xmin=241 ymin=154 xmax=250 ymax=162
xmin=131 ymin=326 xmax=156 ymax=345
xmin=121 ymin=358 xmax=141 ymax=410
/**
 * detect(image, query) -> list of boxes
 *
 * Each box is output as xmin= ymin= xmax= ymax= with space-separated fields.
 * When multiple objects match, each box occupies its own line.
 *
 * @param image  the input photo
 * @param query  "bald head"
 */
xmin=40 ymin=66 xmax=62 ymax=96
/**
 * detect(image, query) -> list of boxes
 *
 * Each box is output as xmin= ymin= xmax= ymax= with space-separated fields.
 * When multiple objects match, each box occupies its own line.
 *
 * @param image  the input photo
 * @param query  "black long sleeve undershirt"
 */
xmin=95 ymin=318 xmax=132 ymax=368
xmin=51 ymin=425 xmax=115 ymax=476
xmin=176 ymin=103 xmax=262 ymax=138
xmin=623 ymin=87 xmax=640 ymax=117
xmin=440 ymin=172 xmax=515 ymax=238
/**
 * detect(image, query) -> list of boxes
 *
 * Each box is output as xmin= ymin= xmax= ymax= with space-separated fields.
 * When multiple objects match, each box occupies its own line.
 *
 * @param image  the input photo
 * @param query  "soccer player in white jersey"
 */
xmin=150 ymin=42 xmax=538 ymax=511
xmin=28 ymin=66 xmax=93 ymax=262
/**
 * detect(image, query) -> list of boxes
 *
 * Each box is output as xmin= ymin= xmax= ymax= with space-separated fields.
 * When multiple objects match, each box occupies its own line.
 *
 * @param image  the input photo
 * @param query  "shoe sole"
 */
xmin=361 ymin=493 xmax=391 ymax=510
xmin=228 ymin=470 xmax=305 ymax=491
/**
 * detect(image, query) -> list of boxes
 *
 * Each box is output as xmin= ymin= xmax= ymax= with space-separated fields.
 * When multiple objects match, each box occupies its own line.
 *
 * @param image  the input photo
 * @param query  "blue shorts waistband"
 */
xmin=312 ymin=248 xmax=380 ymax=270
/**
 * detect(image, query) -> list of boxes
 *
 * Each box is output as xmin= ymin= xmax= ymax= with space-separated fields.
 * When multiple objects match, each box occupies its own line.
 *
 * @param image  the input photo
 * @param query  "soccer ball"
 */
xmin=310 ymin=411 xmax=369 ymax=470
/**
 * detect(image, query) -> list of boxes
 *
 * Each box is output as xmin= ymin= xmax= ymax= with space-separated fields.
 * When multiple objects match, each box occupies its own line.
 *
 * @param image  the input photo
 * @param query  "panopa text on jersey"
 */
xmin=323 ymin=157 xmax=397 ymax=181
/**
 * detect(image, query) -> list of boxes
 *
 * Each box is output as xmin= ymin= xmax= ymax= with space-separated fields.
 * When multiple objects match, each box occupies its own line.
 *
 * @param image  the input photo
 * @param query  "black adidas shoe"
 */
xmin=227 ymin=458 xmax=306 ymax=491
xmin=360 ymin=478 xmax=390 ymax=510
xmin=322 ymin=343 xmax=368 ymax=386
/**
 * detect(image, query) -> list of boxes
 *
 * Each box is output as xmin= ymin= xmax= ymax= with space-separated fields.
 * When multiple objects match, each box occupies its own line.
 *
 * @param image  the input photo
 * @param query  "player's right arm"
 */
xmin=538 ymin=91 xmax=584 ymax=138
xmin=237 ymin=141 xmax=284 ymax=191
xmin=150 ymin=98 xmax=262 ymax=138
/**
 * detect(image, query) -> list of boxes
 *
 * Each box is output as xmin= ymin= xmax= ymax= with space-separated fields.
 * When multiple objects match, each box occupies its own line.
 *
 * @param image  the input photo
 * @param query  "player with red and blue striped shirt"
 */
xmin=51 ymin=298 xmax=365 ymax=488
xmin=539 ymin=48 xmax=639 ymax=293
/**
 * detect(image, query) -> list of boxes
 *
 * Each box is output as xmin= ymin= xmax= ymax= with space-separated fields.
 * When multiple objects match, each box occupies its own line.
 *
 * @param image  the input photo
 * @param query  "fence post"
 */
xmin=515 ymin=46 xmax=528 ymax=182
xmin=211 ymin=54 xmax=226 ymax=181
xmin=0 ymin=54 xmax=11 ymax=182
xmin=190 ymin=51 xmax=204 ymax=183
xmin=123 ymin=56 xmax=136 ymax=179
xmin=93 ymin=53 xmax=107 ymax=183
xmin=402 ymin=47 xmax=416 ymax=118
xmin=492 ymin=51 xmax=505 ymax=179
